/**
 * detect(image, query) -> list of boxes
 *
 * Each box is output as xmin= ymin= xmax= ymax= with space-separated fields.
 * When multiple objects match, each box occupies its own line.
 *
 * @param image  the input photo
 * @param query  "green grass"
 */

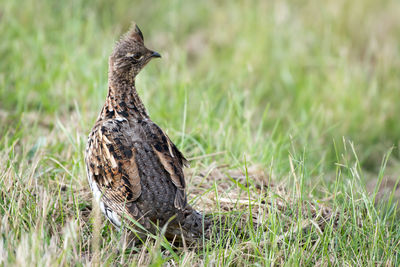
xmin=1 ymin=0 xmax=400 ymax=265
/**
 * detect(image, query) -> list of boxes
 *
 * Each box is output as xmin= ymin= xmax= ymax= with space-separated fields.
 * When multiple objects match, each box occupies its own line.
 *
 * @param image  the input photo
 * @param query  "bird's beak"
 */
xmin=150 ymin=51 xmax=161 ymax=58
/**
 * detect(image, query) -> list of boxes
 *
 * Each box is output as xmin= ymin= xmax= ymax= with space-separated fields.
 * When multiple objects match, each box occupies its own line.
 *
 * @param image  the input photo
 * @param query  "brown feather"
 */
xmin=85 ymin=25 xmax=208 ymax=242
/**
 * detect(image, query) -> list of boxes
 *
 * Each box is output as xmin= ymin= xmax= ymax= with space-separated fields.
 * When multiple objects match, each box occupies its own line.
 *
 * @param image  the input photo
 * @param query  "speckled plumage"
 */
xmin=85 ymin=25 xmax=208 ymax=242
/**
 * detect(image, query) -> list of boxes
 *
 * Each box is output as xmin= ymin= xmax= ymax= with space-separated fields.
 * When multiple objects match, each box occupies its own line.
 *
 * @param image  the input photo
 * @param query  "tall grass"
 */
xmin=1 ymin=0 xmax=399 ymax=265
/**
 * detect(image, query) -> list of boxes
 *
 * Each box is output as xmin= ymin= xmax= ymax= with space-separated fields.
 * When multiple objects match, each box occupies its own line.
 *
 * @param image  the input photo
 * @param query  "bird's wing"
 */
xmin=140 ymin=120 xmax=188 ymax=209
xmin=85 ymin=118 xmax=142 ymax=222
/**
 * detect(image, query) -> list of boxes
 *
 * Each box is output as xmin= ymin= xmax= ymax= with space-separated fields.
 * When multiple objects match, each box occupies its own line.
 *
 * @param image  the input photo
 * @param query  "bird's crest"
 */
xmin=126 ymin=23 xmax=144 ymax=43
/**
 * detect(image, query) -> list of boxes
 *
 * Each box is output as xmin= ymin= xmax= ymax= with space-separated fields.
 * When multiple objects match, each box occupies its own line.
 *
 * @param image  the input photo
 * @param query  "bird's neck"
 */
xmin=101 ymin=76 xmax=149 ymax=120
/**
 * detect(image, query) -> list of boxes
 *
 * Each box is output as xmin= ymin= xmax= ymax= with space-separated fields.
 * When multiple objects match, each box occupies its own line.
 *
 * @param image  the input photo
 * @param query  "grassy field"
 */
xmin=1 ymin=0 xmax=400 ymax=265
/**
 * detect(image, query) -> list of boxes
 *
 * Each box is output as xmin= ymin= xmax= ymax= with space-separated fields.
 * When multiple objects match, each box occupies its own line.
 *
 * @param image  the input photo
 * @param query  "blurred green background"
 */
xmin=1 ymin=0 xmax=400 ymax=182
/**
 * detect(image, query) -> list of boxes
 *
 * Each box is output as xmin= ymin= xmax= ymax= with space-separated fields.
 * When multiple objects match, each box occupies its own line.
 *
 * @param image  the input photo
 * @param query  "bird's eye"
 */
xmin=130 ymin=53 xmax=143 ymax=61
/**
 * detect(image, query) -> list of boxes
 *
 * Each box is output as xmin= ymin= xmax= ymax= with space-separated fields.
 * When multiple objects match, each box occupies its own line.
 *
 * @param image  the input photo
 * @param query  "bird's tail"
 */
xmin=166 ymin=206 xmax=212 ymax=243
xmin=177 ymin=207 xmax=235 ymax=244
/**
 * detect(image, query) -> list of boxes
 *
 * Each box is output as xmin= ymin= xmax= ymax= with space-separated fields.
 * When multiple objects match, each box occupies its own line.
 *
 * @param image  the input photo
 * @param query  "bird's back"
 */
xmin=85 ymin=116 xmax=192 ymax=235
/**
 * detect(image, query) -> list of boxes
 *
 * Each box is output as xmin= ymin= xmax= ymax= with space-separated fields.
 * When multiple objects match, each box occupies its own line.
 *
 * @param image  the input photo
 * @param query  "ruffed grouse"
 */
xmin=85 ymin=25 xmax=208 ymax=242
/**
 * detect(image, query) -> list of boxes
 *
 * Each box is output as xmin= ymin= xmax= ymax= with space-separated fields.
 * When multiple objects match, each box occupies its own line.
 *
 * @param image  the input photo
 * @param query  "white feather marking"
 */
xmin=115 ymin=117 xmax=126 ymax=122
xmin=168 ymin=142 xmax=175 ymax=158
xmin=87 ymin=171 xmax=122 ymax=228
xmin=103 ymin=135 xmax=111 ymax=144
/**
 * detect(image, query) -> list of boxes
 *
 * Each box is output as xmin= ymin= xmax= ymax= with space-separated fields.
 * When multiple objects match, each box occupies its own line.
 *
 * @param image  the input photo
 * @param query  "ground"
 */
xmin=1 ymin=0 xmax=400 ymax=265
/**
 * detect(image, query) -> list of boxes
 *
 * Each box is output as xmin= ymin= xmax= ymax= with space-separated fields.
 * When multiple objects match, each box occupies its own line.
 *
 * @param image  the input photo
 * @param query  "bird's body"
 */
xmin=85 ymin=25 xmax=207 ymax=242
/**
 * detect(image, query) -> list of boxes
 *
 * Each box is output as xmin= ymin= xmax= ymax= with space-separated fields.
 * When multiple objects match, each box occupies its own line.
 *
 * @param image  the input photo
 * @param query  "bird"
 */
xmin=85 ymin=24 xmax=209 ymax=243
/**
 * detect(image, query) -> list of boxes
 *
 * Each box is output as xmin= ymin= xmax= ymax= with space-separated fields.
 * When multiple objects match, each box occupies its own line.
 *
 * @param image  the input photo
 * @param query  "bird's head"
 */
xmin=109 ymin=24 xmax=161 ymax=80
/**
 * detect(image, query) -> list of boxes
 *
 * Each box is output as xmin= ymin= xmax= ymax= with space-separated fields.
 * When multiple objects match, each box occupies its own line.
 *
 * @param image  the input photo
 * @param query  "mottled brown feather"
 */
xmin=85 ymin=25 xmax=208 ymax=242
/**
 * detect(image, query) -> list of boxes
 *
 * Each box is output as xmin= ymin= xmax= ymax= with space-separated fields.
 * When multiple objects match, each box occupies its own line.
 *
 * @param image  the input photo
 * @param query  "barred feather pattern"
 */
xmin=85 ymin=25 xmax=209 ymax=242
